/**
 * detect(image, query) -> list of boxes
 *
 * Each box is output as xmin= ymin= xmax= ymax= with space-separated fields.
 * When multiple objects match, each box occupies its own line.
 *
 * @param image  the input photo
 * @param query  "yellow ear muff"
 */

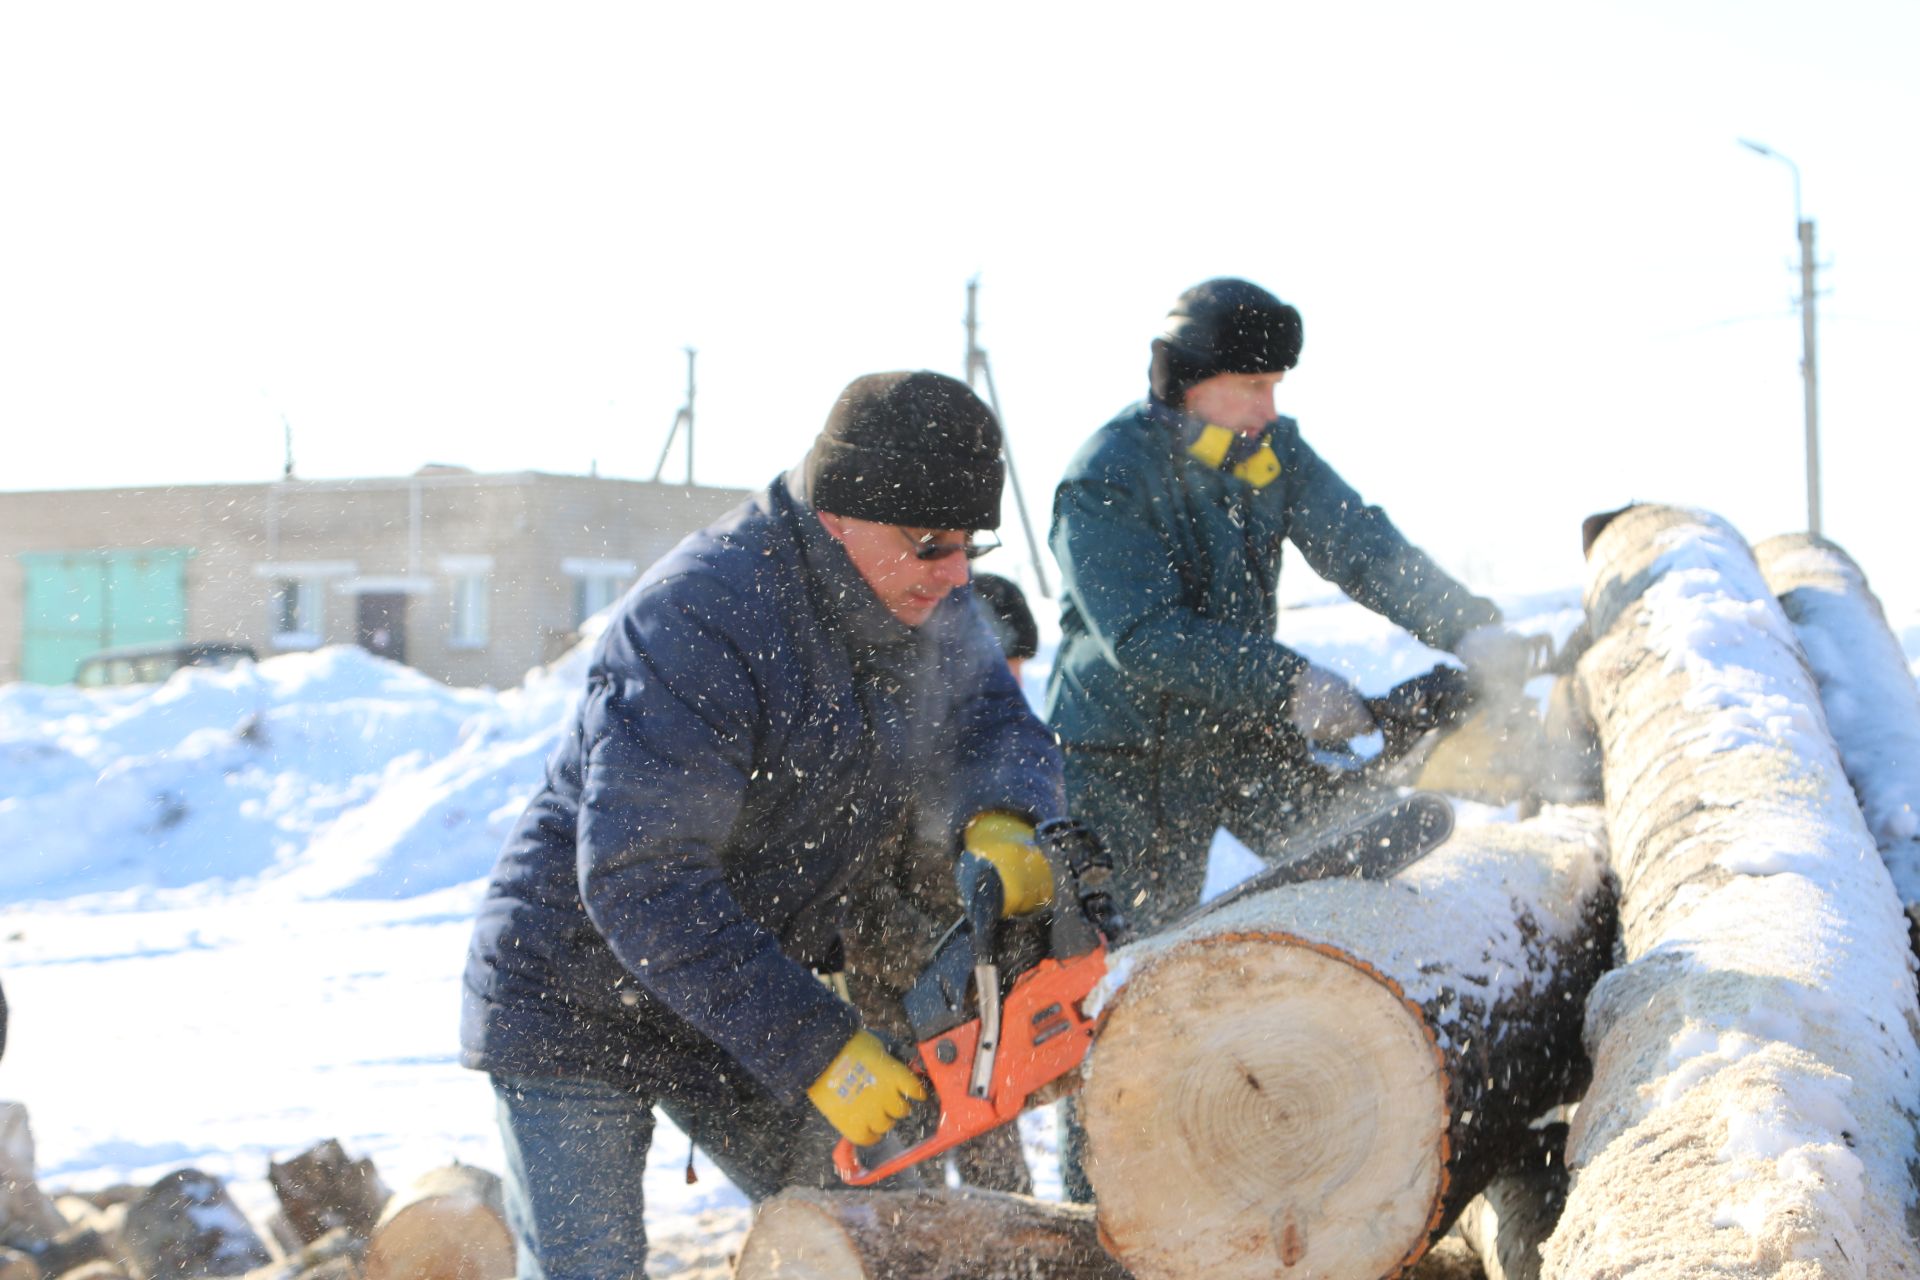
xmin=1233 ymin=444 xmax=1282 ymax=488
xmin=1186 ymin=424 xmax=1236 ymax=469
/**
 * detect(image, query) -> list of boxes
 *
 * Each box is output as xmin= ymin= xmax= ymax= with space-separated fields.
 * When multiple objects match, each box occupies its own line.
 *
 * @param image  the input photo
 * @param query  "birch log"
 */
xmin=1080 ymin=808 xmax=1614 ymax=1280
xmin=1542 ymin=505 xmax=1920 ymax=1279
xmin=1452 ymin=1123 xmax=1567 ymax=1280
xmin=1756 ymin=532 xmax=1920 ymax=949
xmin=734 ymin=1187 xmax=1128 ymax=1280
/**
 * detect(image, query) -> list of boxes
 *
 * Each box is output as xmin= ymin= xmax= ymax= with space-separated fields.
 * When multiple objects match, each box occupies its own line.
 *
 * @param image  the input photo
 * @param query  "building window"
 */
xmin=449 ymin=573 xmax=490 ymax=648
xmin=561 ymin=558 xmax=638 ymax=629
xmin=573 ymin=573 xmax=625 ymax=626
xmin=272 ymin=578 xmax=323 ymax=649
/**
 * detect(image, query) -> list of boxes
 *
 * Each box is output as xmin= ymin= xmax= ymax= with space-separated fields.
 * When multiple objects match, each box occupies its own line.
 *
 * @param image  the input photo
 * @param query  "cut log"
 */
xmin=1544 ymin=505 xmax=1920 ymax=1277
xmin=121 ymin=1168 xmax=273 ymax=1279
xmin=361 ymin=1163 xmax=510 ymax=1280
xmin=1452 ymin=1123 xmax=1567 ymax=1280
xmin=1080 ymin=808 xmax=1615 ymax=1280
xmin=32 ymin=1220 xmax=115 ymax=1279
xmin=49 ymin=1265 xmax=129 ymax=1280
xmin=733 ymin=1186 xmax=1127 ymax=1280
xmin=1756 ymin=532 xmax=1920 ymax=950
xmin=0 ymin=1246 xmax=37 ymax=1280
xmin=241 ymin=1225 xmax=364 ymax=1280
xmin=268 ymin=1140 xmax=390 ymax=1245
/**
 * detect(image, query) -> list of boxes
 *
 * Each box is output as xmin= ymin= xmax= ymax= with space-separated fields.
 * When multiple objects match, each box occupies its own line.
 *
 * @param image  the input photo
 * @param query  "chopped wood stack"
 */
xmin=1 ymin=1134 xmax=510 ymax=1280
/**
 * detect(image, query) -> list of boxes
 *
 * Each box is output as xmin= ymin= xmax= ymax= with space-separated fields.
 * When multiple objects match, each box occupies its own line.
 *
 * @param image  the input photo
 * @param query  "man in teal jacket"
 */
xmin=1047 ymin=278 xmax=1526 ymax=933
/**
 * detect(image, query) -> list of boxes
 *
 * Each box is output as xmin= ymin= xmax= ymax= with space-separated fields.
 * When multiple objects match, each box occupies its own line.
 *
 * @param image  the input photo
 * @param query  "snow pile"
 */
xmin=0 ymin=643 xmax=586 ymax=906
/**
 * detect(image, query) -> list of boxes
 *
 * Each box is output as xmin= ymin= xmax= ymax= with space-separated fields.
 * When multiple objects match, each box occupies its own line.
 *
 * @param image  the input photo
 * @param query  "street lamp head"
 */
xmin=1738 ymin=138 xmax=1774 ymax=157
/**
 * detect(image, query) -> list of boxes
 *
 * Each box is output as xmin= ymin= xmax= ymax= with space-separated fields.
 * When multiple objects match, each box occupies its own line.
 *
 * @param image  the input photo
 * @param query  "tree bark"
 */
xmin=360 ymin=1164 xmax=510 ymax=1280
xmin=1543 ymin=505 xmax=1920 ymax=1278
xmin=1079 ymin=809 xmax=1614 ymax=1280
xmin=734 ymin=1186 xmax=1128 ymax=1280
xmin=1756 ymin=532 xmax=1920 ymax=952
xmin=268 ymin=1140 xmax=390 ymax=1246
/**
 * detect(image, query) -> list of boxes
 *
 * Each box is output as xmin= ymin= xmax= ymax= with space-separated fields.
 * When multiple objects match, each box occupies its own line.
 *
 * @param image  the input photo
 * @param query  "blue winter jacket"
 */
xmin=461 ymin=473 xmax=1064 ymax=1106
xmin=1046 ymin=401 xmax=1501 ymax=751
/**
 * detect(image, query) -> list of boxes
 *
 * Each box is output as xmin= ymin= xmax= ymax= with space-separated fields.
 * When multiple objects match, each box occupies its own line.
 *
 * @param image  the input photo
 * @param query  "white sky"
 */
xmin=3 ymin=1 xmax=1917 ymax=610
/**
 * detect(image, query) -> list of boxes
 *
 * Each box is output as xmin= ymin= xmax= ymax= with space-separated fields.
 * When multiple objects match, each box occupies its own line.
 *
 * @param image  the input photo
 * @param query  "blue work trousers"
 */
xmin=492 ymin=1071 xmax=846 ymax=1280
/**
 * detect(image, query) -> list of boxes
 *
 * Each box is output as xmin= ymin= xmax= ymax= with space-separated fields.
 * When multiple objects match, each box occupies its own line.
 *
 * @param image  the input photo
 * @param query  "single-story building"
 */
xmin=0 ymin=468 xmax=752 ymax=689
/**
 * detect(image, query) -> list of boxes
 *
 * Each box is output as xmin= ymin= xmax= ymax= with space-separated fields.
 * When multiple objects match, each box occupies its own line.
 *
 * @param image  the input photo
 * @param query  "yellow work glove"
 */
xmin=807 ymin=1030 xmax=926 ymax=1146
xmin=962 ymin=812 xmax=1054 ymax=916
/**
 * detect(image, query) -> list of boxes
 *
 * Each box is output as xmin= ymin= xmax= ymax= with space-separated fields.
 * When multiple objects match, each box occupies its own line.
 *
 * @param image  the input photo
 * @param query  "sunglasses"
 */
xmin=899 ymin=528 xmax=1002 ymax=562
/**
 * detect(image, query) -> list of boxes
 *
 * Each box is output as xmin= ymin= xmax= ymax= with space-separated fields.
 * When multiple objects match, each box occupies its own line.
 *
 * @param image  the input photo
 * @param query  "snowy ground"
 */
xmin=2 ymin=584 xmax=1914 ymax=1272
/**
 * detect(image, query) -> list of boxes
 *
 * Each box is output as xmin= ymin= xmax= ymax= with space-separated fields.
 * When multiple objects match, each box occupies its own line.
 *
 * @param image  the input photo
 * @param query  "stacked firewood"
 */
xmin=0 ymin=1132 xmax=511 ymax=1280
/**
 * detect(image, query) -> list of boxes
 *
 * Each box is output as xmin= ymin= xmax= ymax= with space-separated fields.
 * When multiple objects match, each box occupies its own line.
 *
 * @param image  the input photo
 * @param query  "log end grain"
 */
xmin=1084 ymin=933 xmax=1448 ymax=1280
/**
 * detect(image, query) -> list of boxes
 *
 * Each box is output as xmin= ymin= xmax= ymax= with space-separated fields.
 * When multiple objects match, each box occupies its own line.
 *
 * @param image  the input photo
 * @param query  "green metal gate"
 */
xmin=19 ymin=548 xmax=191 ymax=683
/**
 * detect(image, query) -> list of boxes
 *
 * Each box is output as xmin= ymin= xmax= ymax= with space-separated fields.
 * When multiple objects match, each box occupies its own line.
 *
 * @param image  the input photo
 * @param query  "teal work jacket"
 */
xmin=1045 ymin=400 xmax=1500 ymax=752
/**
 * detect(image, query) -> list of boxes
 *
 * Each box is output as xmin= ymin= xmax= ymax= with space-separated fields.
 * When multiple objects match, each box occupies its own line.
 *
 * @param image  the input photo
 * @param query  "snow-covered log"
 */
xmin=1545 ymin=505 xmax=1920 ymax=1278
xmin=361 ymin=1162 xmax=511 ymax=1280
xmin=1079 ymin=809 xmax=1614 ymax=1280
xmin=1756 ymin=532 xmax=1920 ymax=946
xmin=120 ymin=1168 xmax=274 ymax=1278
xmin=734 ymin=1186 xmax=1127 ymax=1280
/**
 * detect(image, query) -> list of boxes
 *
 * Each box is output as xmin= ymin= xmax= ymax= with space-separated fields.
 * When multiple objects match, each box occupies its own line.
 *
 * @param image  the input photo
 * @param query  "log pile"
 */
xmin=0 ymin=1136 xmax=511 ymax=1280
xmin=1540 ymin=506 xmax=1920 ymax=1277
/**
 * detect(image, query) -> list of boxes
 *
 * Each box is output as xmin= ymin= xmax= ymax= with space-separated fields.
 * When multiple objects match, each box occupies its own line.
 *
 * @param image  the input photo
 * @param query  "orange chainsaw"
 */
xmin=833 ymin=817 xmax=1125 ymax=1186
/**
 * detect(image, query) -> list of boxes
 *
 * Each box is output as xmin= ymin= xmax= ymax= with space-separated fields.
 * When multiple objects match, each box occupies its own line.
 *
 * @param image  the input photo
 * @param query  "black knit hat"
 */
xmin=1149 ymin=278 xmax=1304 ymax=406
xmin=807 ymin=371 xmax=1005 ymax=530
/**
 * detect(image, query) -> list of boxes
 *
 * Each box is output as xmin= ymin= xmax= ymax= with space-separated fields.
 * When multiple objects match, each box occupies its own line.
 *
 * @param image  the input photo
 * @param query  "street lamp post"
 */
xmin=1739 ymin=139 xmax=1821 ymax=536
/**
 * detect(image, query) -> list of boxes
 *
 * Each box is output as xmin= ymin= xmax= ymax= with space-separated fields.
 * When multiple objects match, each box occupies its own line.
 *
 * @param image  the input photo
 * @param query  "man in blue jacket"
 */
xmin=1048 ymin=279 xmax=1531 ymax=935
xmin=462 ymin=371 xmax=1064 ymax=1280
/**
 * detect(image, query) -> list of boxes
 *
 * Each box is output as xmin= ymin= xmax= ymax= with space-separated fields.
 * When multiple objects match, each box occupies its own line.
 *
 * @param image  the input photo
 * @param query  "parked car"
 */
xmin=74 ymin=641 xmax=259 ymax=688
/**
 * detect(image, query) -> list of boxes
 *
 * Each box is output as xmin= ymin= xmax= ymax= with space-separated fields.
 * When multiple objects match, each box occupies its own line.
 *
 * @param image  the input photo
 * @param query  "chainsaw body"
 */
xmin=832 ymin=818 xmax=1120 ymax=1186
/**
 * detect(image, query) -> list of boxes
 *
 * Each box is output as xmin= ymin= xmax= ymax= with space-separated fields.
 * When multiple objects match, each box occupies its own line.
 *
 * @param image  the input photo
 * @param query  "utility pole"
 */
xmin=651 ymin=347 xmax=697 ymax=485
xmin=964 ymin=277 xmax=1052 ymax=597
xmin=1739 ymin=139 xmax=1821 ymax=536
xmin=282 ymin=414 xmax=295 ymax=480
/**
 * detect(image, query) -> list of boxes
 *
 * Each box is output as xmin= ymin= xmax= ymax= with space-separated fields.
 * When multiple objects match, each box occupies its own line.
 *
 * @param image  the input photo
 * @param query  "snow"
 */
xmin=2 ymin=579 xmax=1916 ymax=1272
